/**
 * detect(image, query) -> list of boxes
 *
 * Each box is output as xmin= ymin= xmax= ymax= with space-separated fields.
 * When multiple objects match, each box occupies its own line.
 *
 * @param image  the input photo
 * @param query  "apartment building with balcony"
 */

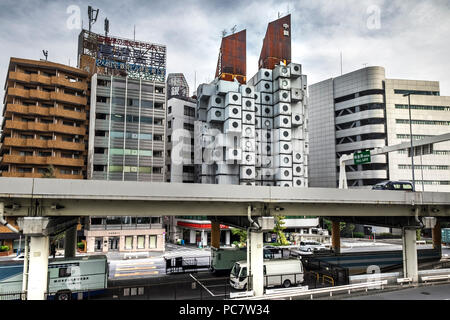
xmin=308 ymin=66 xmax=450 ymax=192
xmin=0 ymin=58 xmax=89 ymax=179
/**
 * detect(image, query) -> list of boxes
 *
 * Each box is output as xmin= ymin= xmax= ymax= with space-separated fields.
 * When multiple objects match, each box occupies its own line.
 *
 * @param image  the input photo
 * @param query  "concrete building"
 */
xmin=0 ymin=58 xmax=89 ymax=254
xmin=78 ymin=30 xmax=167 ymax=254
xmin=0 ymin=58 xmax=89 ymax=179
xmin=309 ymin=66 xmax=450 ymax=192
xmin=166 ymin=95 xmax=196 ymax=183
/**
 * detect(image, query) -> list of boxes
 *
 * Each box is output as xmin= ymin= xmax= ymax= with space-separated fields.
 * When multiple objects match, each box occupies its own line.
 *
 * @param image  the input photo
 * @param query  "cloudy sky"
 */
xmin=0 ymin=0 xmax=449 ymax=105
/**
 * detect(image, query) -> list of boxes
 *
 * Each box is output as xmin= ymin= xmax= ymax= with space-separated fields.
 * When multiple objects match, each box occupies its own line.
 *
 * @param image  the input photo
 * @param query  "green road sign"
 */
xmin=354 ymin=150 xmax=371 ymax=165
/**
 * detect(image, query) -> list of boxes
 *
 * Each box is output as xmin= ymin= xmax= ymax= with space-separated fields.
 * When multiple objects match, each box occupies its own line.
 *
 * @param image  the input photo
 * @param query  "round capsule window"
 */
xmin=215 ymin=97 xmax=222 ymax=104
xmin=283 ymin=144 xmax=289 ymax=150
xmin=284 ymin=183 xmax=290 ymax=187
xmin=246 ymin=100 xmax=252 ymax=107
xmin=282 ymin=80 xmax=288 ymax=86
xmin=282 ymin=92 xmax=289 ymax=99
xmin=266 ymin=132 xmax=271 ymax=139
xmin=284 ymin=170 xmax=290 ymax=177
xmin=296 ymin=180 xmax=301 ymax=186
xmin=283 ymin=131 xmax=289 ymax=137
xmin=296 ymin=153 xmax=302 ymax=160
xmin=266 ymin=145 xmax=271 ymax=152
xmin=215 ymin=110 xmax=222 ymax=117
xmin=232 ymin=108 xmax=239 ymax=114
xmin=232 ymin=121 xmax=239 ymax=128
xmin=264 ymin=120 xmax=271 ymax=127
xmin=232 ymin=94 xmax=239 ymax=101
xmin=296 ymin=166 xmax=301 ymax=173
xmin=283 ymin=118 xmax=289 ymax=124
xmin=246 ymin=155 xmax=252 ymax=162
xmin=282 ymin=67 xmax=288 ymax=73
xmin=265 ymin=83 xmax=270 ymax=89
xmin=233 ymin=150 xmax=238 ymax=156
xmin=264 ymin=71 xmax=270 ymax=77
xmin=265 ymin=96 xmax=270 ymax=102
xmin=245 ymin=127 xmax=252 ymax=135
xmin=264 ymin=108 xmax=270 ymax=114
xmin=246 ymin=141 xmax=252 ymax=148
xmin=283 ymin=157 xmax=289 ymax=164
xmin=245 ymin=87 xmax=252 ymax=94
xmin=246 ymin=114 xmax=252 ymax=121
xmin=294 ymin=66 xmax=299 ymax=72
xmin=282 ymin=105 xmax=289 ymax=112
xmin=246 ymin=169 xmax=252 ymax=176
xmin=295 ymin=115 xmax=301 ymax=121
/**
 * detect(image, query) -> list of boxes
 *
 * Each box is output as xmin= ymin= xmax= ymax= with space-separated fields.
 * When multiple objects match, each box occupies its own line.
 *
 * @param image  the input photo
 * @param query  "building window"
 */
xmin=394 ymin=89 xmax=439 ymax=96
xmin=396 ymin=119 xmax=450 ymax=126
xmin=168 ymin=120 xmax=172 ymax=129
xmin=184 ymin=106 xmax=195 ymax=117
xmin=149 ymin=235 xmax=157 ymax=249
xmin=152 ymin=167 xmax=162 ymax=174
xmin=167 ymin=135 xmax=171 ymax=143
xmin=95 ymin=237 xmax=103 ymax=252
xmin=137 ymin=236 xmax=145 ymax=249
xmin=125 ymin=236 xmax=133 ymax=250
xmin=168 ymin=106 xmax=172 ymax=114
xmin=183 ymin=123 xmax=194 ymax=131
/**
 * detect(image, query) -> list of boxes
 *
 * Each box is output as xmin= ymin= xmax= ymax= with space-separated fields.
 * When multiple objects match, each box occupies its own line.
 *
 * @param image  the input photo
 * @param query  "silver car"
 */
xmin=299 ymin=241 xmax=327 ymax=252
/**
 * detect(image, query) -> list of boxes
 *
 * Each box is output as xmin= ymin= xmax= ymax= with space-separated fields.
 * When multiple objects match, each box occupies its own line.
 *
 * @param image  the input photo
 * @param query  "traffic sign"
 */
xmin=354 ymin=150 xmax=371 ymax=165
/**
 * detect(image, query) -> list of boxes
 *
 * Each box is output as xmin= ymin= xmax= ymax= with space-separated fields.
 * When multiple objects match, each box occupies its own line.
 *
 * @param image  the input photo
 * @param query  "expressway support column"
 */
xmin=27 ymin=235 xmax=50 ymax=300
xmin=331 ymin=221 xmax=341 ymax=254
xmin=432 ymin=221 xmax=442 ymax=253
xmin=211 ymin=221 xmax=221 ymax=249
xmin=249 ymin=230 xmax=264 ymax=297
xmin=402 ymin=227 xmax=419 ymax=283
xmin=17 ymin=217 xmax=51 ymax=300
xmin=64 ymin=225 xmax=77 ymax=258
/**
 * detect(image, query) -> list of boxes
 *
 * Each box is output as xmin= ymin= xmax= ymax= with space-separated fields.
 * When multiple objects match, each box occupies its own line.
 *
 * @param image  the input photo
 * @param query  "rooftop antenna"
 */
xmin=104 ymin=18 xmax=109 ymax=37
xmin=88 ymin=6 xmax=99 ymax=32
xmin=134 ymin=25 xmax=136 ymax=41
xmin=363 ymin=63 xmax=368 ymax=68
xmin=222 ymin=29 xmax=228 ymax=38
xmin=42 ymin=50 xmax=48 ymax=61
xmin=231 ymin=25 xmax=237 ymax=34
xmin=340 ymin=52 xmax=343 ymax=75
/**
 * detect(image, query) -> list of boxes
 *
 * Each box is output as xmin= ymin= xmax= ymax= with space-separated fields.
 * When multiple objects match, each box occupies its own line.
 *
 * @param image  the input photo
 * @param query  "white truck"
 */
xmin=230 ymin=258 xmax=304 ymax=290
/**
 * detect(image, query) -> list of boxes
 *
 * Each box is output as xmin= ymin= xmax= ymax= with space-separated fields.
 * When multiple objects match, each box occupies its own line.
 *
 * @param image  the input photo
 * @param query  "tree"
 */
xmin=272 ymin=215 xmax=290 ymax=246
xmin=42 ymin=165 xmax=56 ymax=178
xmin=231 ymin=228 xmax=247 ymax=247
xmin=323 ymin=219 xmax=346 ymax=234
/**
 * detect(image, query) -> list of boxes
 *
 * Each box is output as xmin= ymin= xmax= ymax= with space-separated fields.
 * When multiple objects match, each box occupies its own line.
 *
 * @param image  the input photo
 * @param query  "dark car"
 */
xmin=372 ymin=181 xmax=414 ymax=191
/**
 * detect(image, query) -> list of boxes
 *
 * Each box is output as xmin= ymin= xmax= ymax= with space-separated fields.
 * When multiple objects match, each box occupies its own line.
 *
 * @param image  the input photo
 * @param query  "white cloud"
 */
xmin=0 ymin=0 xmax=449 ymax=113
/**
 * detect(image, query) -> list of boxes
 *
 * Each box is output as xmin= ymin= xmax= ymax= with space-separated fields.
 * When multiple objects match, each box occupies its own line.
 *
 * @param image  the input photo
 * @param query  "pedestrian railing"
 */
xmin=232 ymin=280 xmax=388 ymax=300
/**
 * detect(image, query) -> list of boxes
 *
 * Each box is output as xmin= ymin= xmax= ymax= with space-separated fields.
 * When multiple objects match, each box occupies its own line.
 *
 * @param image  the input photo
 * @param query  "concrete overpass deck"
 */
xmin=0 ymin=178 xmax=449 ymax=217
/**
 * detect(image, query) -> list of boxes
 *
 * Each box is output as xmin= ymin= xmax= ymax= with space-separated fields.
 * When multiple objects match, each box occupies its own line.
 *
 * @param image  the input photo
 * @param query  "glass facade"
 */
xmin=90 ymin=75 xmax=166 ymax=182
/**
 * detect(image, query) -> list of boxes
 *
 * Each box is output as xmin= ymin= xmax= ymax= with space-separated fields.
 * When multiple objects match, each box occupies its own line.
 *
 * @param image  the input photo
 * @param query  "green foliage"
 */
xmin=323 ymin=219 xmax=346 ymax=234
xmin=272 ymin=215 xmax=290 ymax=245
xmin=0 ymin=245 xmax=10 ymax=252
xmin=416 ymin=229 xmax=422 ymax=241
xmin=353 ymin=232 xmax=365 ymax=238
xmin=42 ymin=165 xmax=56 ymax=178
xmin=231 ymin=228 xmax=247 ymax=246
xmin=77 ymin=242 xmax=85 ymax=250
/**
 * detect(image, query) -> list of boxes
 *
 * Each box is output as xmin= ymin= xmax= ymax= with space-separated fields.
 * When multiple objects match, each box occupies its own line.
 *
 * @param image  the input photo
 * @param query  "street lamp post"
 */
xmin=403 ymin=93 xmax=416 ymax=191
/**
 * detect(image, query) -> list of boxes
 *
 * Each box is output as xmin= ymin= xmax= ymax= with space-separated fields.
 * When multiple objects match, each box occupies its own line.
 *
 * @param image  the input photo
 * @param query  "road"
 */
xmin=108 ymin=243 xmax=211 ymax=280
xmin=343 ymin=283 xmax=450 ymax=300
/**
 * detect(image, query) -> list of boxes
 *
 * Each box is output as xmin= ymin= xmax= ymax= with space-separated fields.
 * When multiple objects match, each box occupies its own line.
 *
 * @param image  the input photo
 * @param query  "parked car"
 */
xmin=299 ymin=241 xmax=327 ymax=252
xmin=372 ymin=180 xmax=414 ymax=191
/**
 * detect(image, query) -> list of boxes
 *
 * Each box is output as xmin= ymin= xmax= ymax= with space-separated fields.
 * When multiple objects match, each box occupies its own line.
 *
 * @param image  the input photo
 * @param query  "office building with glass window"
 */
xmin=309 ymin=66 xmax=450 ymax=192
xmin=83 ymin=73 xmax=167 ymax=253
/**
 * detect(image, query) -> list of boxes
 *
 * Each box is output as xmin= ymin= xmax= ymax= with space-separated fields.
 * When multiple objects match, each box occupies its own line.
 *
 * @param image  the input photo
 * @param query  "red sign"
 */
xmin=177 ymin=221 xmax=229 ymax=230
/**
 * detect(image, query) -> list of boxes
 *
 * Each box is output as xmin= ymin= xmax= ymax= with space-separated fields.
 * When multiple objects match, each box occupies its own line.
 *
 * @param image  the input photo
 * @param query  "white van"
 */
xmin=230 ymin=258 xmax=304 ymax=290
